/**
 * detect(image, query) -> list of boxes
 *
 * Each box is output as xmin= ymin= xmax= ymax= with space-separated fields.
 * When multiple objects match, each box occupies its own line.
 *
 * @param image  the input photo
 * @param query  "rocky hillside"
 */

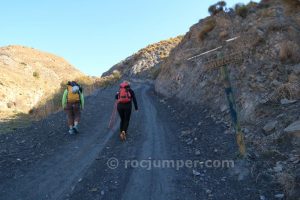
xmin=155 ymin=0 xmax=300 ymax=199
xmin=0 ymin=45 xmax=87 ymax=119
xmin=103 ymin=36 xmax=182 ymax=79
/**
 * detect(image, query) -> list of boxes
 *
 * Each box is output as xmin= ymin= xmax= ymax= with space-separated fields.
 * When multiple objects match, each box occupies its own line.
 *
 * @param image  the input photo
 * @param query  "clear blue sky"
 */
xmin=0 ymin=0 xmax=257 ymax=76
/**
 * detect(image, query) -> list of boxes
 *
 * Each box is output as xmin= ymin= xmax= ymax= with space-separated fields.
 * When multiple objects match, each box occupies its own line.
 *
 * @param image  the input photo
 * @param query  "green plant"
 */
xmin=199 ymin=19 xmax=216 ymax=41
xmin=33 ymin=71 xmax=40 ymax=78
xmin=208 ymin=1 xmax=227 ymax=16
xmin=235 ymin=3 xmax=248 ymax=18
xmin=247 ymin=1 xmax=258 ymax=9
xmin=256 ymin=0 xmax=270 ymax=9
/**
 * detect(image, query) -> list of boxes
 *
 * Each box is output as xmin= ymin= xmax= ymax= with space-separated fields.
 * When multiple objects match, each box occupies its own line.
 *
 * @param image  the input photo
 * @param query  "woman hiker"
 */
xmin=62 ymin=81 xmax=84 ymax=134
xmin=115 ymin=81 xmax=138 ymax=141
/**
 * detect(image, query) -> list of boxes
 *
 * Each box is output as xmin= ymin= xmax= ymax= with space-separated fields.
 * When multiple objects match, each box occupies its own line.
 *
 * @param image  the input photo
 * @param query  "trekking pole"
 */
xmin=108 ymin=101 xmax=118 ymax=129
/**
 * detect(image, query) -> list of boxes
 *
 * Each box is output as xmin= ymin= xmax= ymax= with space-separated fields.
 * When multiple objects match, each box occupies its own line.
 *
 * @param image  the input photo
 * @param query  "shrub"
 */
xmin=235 ymin=3 xmax=248 ymax=18
xmin=260 ymin=8 xmax=276 ymax=18
xmin=277 ymin=173 xmax=296 ymax=197
xmin=247 ymin=1 xmax=258 ymax=9
xmin=151 ymin=67 xmax=161 ymax=79
xmin=33 ymin=71 xmax=40 ymax=78
xmin=199 ymin=19 xmax=216 ymax=41
xmin=208 ymin=1 xmax=227 ymax=16
xmin=208 ymin=1 xmax=226 ymax=15
xmin=256 ymin=1 xmax=270 ymax=9
xmin=282 ymin=0 xmax=300 ymax=12
xmin=279 ymin=41 xmax=300 ymax=63
xmin=219 ymin=31 xmax=228 ymax=40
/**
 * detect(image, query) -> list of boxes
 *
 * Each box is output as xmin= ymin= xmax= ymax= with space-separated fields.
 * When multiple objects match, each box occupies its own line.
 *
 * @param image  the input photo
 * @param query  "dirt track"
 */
xmin=0 ymin=82 xmax=281 ymax=200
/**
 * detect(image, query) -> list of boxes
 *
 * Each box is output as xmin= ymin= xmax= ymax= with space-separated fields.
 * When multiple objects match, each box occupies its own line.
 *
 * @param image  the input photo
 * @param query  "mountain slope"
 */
xmin=155 ymin=0 xmax=300 ymax=198
xmin=103 ymin=36 xmax=182 ymax=79
xmin=0 ymin=45 xmax=86 ymax=117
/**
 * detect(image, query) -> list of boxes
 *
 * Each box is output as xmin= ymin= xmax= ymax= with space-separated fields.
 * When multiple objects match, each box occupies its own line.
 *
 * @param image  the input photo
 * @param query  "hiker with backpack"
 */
xmin=62 ymin=81 xmax=84 ymax=134
xmin=115 ymin=81 xmax=138 ymax=141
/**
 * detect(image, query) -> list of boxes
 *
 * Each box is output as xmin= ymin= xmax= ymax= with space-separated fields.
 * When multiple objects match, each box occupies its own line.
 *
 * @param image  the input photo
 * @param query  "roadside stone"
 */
xmin=186 ymin=138 xmax=193 ymax=145
xmin=260 ymin=195 xmax=266 ymax=200
xmin=274 ymin=193 xmax=284 ymax=199
xmin=180 ymin=130 xmax=193 ymax=137
xmin=284 ymin=120 xmax=300 ymax=135
xmin=193 ymin=169 xmax=201 ymax=176
xmin=89 ymin=188 xmax=98 ymax=192
xmin=220 ymin=105 xmax=227 ymax=112
xmin=263 ymin=120 xmax=278 ymax=134
xmin=229 ymin=160 xmax=250 ymax=181
xmin=205 ymin=189 xmax=212 ymax=194
xmin=288 ymin=154 xmax=300 ymax=164
xmin=291 ymin=64 xmax=300 ymax=75
xmin=273 ymin=162 xmax=283 ymax=173
xmin=271 ymin=80 xmax=281 ymax=86
xmin=280 ymin=98 xmax=297 ymax=105
xmin=284 ymin=120 xmax=300 ymax=146
xmin=243 ymin=128 xmax=250 ymax=134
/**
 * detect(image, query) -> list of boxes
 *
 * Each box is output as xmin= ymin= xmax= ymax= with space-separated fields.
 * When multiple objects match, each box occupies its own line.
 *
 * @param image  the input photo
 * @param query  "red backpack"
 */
xmin=118 ymin=82 xmax=132 ymax=103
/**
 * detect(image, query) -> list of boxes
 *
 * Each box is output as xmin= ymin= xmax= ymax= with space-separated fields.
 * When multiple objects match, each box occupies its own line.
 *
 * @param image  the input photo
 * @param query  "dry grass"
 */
xmin=0 ymin=112 xmax=32 ymax=133
xmin=29 ymin=75 xmax=99 ymax=120
xmin=282 ymin=0 xmax=300 ymax=12
xmin=219 ymin=31 xmax=228 ymax=40
xmin=198 ymin=19 xmax=216 ymax=41
xmin=277 ymin=172 xmax=296 ymax=197
xmin=269 ymin=82 xmax=300 ymax=102
xmin=259 ymin=8 xmax=276 ymax=18
xmin=96 ymin=70 xmax=121 ymax=88
xmin=279 ymin=41 xmax=300 ymax=63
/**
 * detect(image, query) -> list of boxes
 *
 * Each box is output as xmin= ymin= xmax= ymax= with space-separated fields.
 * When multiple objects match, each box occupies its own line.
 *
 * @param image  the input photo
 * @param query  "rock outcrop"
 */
xmin=103 ymin=36 xmax=182 ymax=79
xmin=156 ymin=1 xmax=300 ymax=120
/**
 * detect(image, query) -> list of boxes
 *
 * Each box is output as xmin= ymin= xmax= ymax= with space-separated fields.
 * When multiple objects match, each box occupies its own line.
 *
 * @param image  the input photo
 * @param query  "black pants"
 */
xmin=117 ymin=102 xmax=132 ymax=133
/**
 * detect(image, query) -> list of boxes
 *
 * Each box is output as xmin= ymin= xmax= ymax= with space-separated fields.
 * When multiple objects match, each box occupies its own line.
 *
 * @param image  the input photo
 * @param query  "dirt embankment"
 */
xmin=155 ymin=1 xmax=300 ymax=198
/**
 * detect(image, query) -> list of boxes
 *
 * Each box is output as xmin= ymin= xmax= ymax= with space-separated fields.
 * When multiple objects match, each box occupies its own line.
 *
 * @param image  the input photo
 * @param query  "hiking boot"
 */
xmin=69 ymin=128 xmax=75 ymax=135
xmin=120 ymin=131 xmax=126 ymax=141
xmin=73 ymin=125 xmax=79 ymax=133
